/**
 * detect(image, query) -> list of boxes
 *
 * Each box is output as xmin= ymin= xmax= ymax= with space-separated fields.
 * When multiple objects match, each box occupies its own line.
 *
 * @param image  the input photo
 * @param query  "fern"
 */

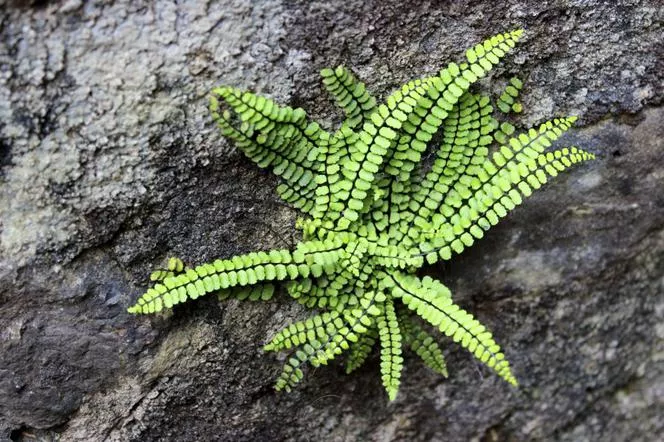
xmin=128 ymin=30 xmax=595 ymax=400
xmin=377 ymin=299 xmax=404 ymax=400
xmin=497 ymin=77 xmax=524 ymax=114
xmin=401 ymin=312 xmax=448 ymax=377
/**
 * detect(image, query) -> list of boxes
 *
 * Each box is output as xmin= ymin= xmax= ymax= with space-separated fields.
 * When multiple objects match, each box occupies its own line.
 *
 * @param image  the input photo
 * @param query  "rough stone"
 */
xmin=0 ymin=0 xmax=662 ymax=441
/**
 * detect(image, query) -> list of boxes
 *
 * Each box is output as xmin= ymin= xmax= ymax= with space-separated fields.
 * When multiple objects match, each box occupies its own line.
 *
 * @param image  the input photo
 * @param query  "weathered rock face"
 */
xmin=0 ymin=0 xmax=662 ymax=440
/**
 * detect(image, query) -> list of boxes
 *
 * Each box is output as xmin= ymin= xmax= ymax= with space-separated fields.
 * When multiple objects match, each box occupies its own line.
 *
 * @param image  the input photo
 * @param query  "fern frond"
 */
xmin=210 ymin=87 xmax=328 ymax=214
xmin=377 ymin=299 xmax=404 ymax=400
xmin=497 ymin=77 xmax=523 ymax=114
xmin=392 ymin=92 xmax=496 ymax=245
xmin=272 ymin=290 xmax=384 ymax=391
xmin=368 ymin=91 xmax=485 ymax=235
xmin=417 ymin=145 xmax=595 ymax=264
xmin=311 ymin=126 xmax=358 ymax=220
xmin=343 ymin=30 xmax=525 ymax=232
xmin=400 ymin=313 xmax=448 ymax=377
xmin=324 ymin=77 xmax=433 ymax=228
xmin=128 ymin=239 xmax=345 ymax=314
xmin=217 ymin=283 xmax=275 ymax=302
xmin=321 ymin=65 xmax=377 ymax=129
xmin=345 ymin=325 xmax=378 ymax=373
xmin=264 ymin=310 xmax=345 ymax=352
xmin=149 ymin=256 xmax=187 ymax=281
xmin=379 ymin=30 xmax=523 ymax=187
xmin=382 ymin=271 xmax=517 ymax=386
xmin=410 ymin=116 xmax=590 ymax=253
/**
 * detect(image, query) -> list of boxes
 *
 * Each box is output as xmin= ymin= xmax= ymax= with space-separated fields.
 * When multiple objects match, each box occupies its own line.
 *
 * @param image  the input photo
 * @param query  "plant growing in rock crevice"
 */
xmin=128 ymin=29 xmax=594 ymax=400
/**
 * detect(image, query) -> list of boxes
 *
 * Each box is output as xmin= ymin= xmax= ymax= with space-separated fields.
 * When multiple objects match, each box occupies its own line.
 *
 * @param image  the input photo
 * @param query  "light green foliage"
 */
xmin=129 ymin=30 xmax=595 ymax=400
xmin=378 ymin=300 xmax=403 ymax=400
xmin=345 ymin=326 xmax=378 ymax=374
xmin=497 ymin=77 xmax=523 ymax=114
xmin=401 ymin=312 xmax=448 ymax=377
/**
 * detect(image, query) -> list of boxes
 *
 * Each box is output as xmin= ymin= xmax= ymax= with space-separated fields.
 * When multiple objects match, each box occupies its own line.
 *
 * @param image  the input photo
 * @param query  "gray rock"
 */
xmin=0 ymin=0 xmax=662 ymax=441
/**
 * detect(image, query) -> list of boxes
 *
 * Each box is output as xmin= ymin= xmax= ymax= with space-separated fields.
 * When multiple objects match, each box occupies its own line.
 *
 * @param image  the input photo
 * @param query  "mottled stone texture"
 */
xmin=0 ymin=0 xmax=662 ymax=440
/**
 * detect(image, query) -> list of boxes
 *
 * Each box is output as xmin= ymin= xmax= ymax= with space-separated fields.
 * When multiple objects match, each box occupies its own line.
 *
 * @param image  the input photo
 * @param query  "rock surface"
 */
xmin=0 ymin=0 xmax=662 ymax=441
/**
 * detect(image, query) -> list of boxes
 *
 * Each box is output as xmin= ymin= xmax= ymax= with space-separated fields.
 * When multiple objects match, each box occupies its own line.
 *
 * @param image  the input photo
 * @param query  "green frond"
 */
xmin=324 ymin=77 xmax=433 ymax=228
xmin=401 ymin=313 xmax=448 ymax=377
xmin=345 ymin=325 xmax=378 ymax=373
xmin=311 ymin=126 xmax=366 ymax=221
xmin=497 ymin=77 xmax=523 ymax=114
xmin=493 ymin=120 xmax=516 ymax=145
xmin=149 ymin=256 xmax=187 ymax=282
xmin=349 ymin=30 xmax=525 ymax=233
xmin=383 ymin=271 xmax=517 ymax=386
xmin=210 ymin=87 xmax=328 ymax=215
xmin=127 ymin=240 xmax=345 ymax=314
xmin=377 ymin=299 xmax=404 ymax=400
xmin=321 ymin=65 xmax=377 ymax=129
xmin=264 ymin=310 xmax=345 ymax=352
xmin=394 ymin=92 xmax=496 ymax=246
xmin=272 ymin=290 xmax=385 ymax=392
xmin=417 ymin=144 xmax=595 ymax=264
xmin=217 ymin=283 xmax=275 ymax=302
xmin=408 ymin=116 xmax=588 ymax=250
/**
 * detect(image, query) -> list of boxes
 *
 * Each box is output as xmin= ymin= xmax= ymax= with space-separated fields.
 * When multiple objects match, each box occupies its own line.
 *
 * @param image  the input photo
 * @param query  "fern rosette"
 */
xmin=129 ymin=29 xmax=594 ymax=400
